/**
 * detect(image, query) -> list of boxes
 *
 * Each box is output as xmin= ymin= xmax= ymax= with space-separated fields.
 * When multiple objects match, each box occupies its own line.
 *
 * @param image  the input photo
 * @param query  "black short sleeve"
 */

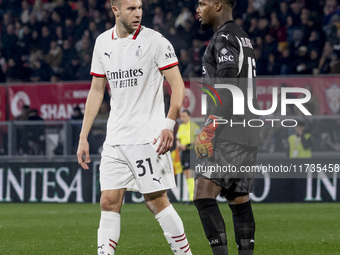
xmin=213 ymin=32 xmax=240 ymax=75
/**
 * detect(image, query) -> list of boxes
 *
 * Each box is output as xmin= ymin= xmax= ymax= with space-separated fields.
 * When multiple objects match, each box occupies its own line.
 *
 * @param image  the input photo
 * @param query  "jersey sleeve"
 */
xmin=207 ymin=33 xmax=241 ymax=119
xmin=154 ymin=34 xmax=179 ymax=71
xmin=90 ymin=37 xmax=106 ymax=77
xmin=213 ymin=33 xmax=240 ymax=77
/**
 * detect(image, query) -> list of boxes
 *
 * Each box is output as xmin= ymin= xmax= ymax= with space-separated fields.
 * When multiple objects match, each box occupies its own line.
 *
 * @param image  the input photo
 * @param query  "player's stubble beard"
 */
xmin=120 ymin=18 xmax=136 ymax=34
xmin=119 ymin=11 xmax=141 ymax=35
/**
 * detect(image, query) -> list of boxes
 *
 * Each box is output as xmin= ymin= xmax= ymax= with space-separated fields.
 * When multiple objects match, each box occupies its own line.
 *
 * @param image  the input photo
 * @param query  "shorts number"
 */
xmin=136 ymin=158 xmax=154 ymax=177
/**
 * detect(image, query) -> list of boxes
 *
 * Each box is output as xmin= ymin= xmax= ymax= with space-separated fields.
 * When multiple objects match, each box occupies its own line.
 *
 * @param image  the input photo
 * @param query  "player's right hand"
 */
xmin=77 ymin=138 xmax=91 ymax=170
xmin=195 ymin=115 xmax=219 ymax=158
xmin=154 ymin=129 xmax=174 ymax=155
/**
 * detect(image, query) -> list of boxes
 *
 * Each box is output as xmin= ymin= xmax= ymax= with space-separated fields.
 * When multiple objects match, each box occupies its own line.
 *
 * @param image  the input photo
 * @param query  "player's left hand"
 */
xmin=154 ymin=129 xmax=174 ymax=155
xmin=195 ymin=131 xmax=215 ymax=158
xmin=195 ymin=115 xmax=219 ymax=158
xmin=77 ymin=138 xmax=91 ymax=170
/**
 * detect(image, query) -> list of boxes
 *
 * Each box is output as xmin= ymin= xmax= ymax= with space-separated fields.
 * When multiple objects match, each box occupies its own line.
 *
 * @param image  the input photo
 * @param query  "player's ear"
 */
xmin=112 ymin=6 xmax=120 ymax=17
xmin=215 ymin=2 xmax=222 ymax=12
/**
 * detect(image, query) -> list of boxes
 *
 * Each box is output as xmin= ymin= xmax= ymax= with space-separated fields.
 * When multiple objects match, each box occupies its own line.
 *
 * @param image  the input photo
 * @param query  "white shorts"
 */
xmin=99 ymin=142 xmax=176 ymax=194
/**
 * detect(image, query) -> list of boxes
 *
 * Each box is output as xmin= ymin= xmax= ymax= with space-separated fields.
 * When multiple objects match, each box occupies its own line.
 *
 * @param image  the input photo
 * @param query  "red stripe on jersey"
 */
xmin=109 ymin=244 xmax=116 ymax=250
xmin=172 ymin=233 xmax=185 ymax=239
xmin=132 ymin=25 xmax=141 ymax=40
xmin=90 ymin=72 xmax=106 ymax=77
xmin=184 ymin=247 xmax=190 ymax=253
xmin=159 ymin=62 xmax=178 ymax=71
xmin=109 ymin=239 xmax=117 ymax=246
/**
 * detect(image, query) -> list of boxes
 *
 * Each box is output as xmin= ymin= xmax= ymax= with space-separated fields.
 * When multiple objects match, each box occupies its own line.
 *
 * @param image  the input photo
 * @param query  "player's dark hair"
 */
xmin=222 ymin=0 xmax=235 ymax=7
xmin=182 ymin=109 xmax=191 ymax=116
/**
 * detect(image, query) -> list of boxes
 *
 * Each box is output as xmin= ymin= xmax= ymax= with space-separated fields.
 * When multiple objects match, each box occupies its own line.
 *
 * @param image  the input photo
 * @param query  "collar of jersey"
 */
xmin=112 ymin=25 xmax=142 ymax=40
xmin=217 ymin=20 xmax=234 ymax=32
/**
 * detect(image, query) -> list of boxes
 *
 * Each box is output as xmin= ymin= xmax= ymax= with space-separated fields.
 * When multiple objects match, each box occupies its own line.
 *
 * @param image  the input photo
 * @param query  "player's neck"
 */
xmin=213 ymin=15 xmax=233 ymax=32
xmin=116 ymin=22 xmax=134 ymax=38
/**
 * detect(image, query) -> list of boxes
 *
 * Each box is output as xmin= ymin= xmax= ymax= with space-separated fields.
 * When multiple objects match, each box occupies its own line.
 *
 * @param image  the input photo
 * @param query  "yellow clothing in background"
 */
xmin=288 ymin=133 xmax=312 ymax=158
xmin=177 ymin=121 xmax=200 ymax=147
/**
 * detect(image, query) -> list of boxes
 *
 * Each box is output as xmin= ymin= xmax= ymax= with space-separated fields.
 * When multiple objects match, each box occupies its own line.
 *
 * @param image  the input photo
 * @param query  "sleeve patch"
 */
xmin=217 ymin=47 xmax=235 ymax=64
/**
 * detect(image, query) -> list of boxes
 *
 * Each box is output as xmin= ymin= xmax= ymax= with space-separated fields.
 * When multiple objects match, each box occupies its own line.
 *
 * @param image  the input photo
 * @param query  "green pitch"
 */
xmin=0 ymin=203 xmax=339 ymax=255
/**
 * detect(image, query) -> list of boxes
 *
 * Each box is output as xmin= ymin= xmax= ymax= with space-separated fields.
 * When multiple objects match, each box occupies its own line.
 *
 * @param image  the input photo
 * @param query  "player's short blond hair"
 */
xmin=110 ymin=0 xmax=120 ymax=7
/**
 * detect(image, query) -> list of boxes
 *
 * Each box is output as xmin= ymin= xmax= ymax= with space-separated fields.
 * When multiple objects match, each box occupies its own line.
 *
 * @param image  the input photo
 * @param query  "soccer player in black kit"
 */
xmin=194 ymin=1 xmax=261 ymax=255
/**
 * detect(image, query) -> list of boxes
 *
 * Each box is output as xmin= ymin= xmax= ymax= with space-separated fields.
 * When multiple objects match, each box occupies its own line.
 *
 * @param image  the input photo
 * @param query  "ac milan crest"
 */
xmin=325 ymin=84 xmax=340 ymax=114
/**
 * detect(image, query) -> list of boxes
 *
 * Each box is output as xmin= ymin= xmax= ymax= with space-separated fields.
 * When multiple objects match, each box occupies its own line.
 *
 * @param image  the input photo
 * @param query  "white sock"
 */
xmin=155 ymin=204 xmax=192 ymax=255
xmin=97 ymin=211 xmax=121 ymax=255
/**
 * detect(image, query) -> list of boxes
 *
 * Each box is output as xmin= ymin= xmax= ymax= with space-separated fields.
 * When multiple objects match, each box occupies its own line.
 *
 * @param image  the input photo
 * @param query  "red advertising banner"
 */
xmin=8 ymin=82 xmax=91 ymax=120
xmin=0 ymin=86 xmax=6 ymax=121
xmin=5 ymin=77 xmax=340 ymax=121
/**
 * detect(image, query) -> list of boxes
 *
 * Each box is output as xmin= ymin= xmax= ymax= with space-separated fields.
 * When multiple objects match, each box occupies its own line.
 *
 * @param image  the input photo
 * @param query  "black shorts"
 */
xmin=181 ymin=149 xmax=193 ymax=170
xmin=195 ymin=140 xmax=258 ymax=199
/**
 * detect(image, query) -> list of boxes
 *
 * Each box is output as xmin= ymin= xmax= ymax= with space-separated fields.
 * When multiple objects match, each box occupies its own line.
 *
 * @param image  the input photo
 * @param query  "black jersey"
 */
xmin=202 ymin=20 xmax=261 ymax=147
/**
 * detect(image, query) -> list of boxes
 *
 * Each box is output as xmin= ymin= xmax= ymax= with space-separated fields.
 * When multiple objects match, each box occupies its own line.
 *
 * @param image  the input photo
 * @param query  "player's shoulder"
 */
xmin=213 ymin=30 xmax=239 ymax=51
xmin=139 ymin=26 xmax=155 ymax=35
xmin=95 ymin=28 xmax=113 ymax=42
xmin=221 ymin=21 xmax=249 ymax=36
xmin=215 ymin=21 xmax=249 ymax=44
xmin=141 ymin=26 xmax=169 ymax=41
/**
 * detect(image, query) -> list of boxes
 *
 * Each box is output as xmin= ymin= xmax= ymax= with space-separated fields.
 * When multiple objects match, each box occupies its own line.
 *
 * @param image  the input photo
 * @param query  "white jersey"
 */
xmin=90 ymin=25 xmax=178 ymax=145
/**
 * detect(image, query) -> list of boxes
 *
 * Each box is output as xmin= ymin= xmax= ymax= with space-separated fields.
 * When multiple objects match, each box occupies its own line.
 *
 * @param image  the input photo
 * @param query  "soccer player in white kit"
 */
xmin=76 ymin=0 xmax=193 ymax=254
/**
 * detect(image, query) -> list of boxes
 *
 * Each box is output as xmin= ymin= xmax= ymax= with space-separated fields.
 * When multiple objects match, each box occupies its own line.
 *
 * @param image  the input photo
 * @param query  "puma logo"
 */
xmin=153 ymin=177 xmax=161 ymax=184
xmin=105 ymin=52 xmax=112 ymax=58
xmin=221 ymin=34 xmax=230 ymax=40
xmin=98 ymin=244 xmax=105 ymax=249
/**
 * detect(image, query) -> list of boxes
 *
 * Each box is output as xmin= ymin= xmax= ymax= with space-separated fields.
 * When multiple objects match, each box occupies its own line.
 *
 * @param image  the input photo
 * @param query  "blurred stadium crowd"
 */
xmin=1 ymin=0 xmax=340 ymax=83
